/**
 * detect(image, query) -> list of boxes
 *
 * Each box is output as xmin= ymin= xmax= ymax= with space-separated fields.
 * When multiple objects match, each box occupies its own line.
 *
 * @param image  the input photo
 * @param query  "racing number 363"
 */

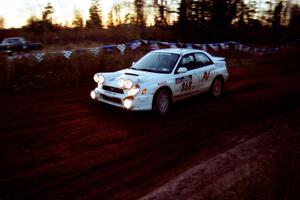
xmin=181 ymin=80 xmax=192 ymax=91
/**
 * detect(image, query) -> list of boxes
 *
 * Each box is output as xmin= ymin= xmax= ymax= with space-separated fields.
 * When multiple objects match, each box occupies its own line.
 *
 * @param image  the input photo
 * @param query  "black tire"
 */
xmin=154 ymin=90 xmax=171 ymax=115
xmin=210 ymin=77 xmax=224 ymax=98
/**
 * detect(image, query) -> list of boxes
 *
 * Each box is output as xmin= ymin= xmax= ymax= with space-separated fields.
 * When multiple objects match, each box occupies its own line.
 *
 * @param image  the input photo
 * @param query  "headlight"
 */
xmin=98 ymin=75 xmax=105 ymax=84
xmin=117 ymin=78 xmax=125 ymax=88
xmin=123 ymin=98 xmax=133 ymax=109
xmin=128 ymin=85 xmax=140 ymax=96
xmin=125 ymin=80 xmax=133 ymax=89
xmin=90 ymin=91 xmax=96 ymax=99
xmin=93 ymin=74 xmax=99 ymax=83
xmin=94 ymin=74 xmax=104 ymax=84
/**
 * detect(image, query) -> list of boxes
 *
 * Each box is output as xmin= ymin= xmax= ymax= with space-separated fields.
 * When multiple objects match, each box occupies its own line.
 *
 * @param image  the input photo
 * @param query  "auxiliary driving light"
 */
xmin=117 ymin=78 xmax=125 ymax=88
xmin=128 ymin=84 xmax=140 ymax=96
xmin=90 ymin=91 xmax=96 ymax=99
xmin=123 ymin=98 xmax=133 ymax=109
xmin=125 ymin=80 xmax=133 ymax=89
xmin=94 ymin=74 xmax=104 ymax=84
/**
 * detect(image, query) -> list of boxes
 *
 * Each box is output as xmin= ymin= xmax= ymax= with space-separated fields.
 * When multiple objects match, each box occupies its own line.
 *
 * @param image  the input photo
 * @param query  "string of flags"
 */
xmin=117 ymin=44 xmax=127 ymax=55
xmin=90 ymin=47 xmax=101 ymax=56
xmin=6 ymin=39 xmax=298 ymax=62
xmin=34 ymin=53 xmax=45 ymax=62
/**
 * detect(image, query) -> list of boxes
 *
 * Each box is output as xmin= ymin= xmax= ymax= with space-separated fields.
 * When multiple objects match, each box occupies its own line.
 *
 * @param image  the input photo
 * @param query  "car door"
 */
xmin=194 ymin=52 xmax=215 ymax=92
xmin=173 ymin=54 xmax=198 ymax=98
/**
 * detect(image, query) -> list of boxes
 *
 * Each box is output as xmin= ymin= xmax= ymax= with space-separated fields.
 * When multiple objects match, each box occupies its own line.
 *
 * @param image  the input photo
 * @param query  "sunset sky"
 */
xmin=0 ymin=0 xmax=119 ymax=28
xmin=0 ymin=0 xmax=300 ymax=28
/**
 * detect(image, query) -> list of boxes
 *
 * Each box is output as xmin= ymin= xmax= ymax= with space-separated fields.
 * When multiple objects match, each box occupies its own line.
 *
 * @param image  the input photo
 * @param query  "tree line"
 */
xmin=0 ymin=0 xmax=299 ymax=43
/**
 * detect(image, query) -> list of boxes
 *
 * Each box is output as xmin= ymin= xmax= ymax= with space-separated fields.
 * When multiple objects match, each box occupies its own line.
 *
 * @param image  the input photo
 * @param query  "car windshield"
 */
xmin=131 ymin=52 xmax=179 ymax=73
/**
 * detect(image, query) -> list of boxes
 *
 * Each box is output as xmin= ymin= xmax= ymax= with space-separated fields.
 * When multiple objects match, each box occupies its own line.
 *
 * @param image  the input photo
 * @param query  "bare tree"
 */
xmin=152 ymin=0 xmax=177 ymax=26
xmin=107 ymin=9 xmax=114 ymax=27
xmin=211 ymin=0 xmax=232 ymax=30
xmin=42 ymin=2 xmax=54 ymax=23
xmin=153 ymin=0 xmax=167 ymax=25
xmin=134 ymin=0 xmax=145 ymax=26
xmin=188 ymin=0 xmax=212 ymax=23
xmin=112 ymin=3 xmax=122 ymax=26
xmin=0 ymin=16 xmax=4 ymax=29
xmin=178 ymin=0 xmax=187 ymax=24
xmin=289 ymin=4 xmax=300 ymax=31
xmin=272 ymin=1 xmax=284 ymax=31
xmin=72 ymin=9 xmax=84 ymax=28
xmin=86 ymin=0 xmax=102 ymax=28
xmin=235 ymin=1 xmax=248 ymax=27
xmin=246 ymin=0 xmax=258 ymax=23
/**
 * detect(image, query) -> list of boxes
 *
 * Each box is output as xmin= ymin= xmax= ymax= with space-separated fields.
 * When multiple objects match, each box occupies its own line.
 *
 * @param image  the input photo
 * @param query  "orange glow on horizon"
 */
xmin=1 ymin=0 xmax=300 ymax=29
xmin=0 ymin=0 xmax=116 ymax=29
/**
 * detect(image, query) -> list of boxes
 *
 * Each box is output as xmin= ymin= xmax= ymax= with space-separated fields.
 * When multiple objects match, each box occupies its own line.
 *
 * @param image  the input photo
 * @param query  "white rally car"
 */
xmin=90 ymin=48 xmax=229 ymax=115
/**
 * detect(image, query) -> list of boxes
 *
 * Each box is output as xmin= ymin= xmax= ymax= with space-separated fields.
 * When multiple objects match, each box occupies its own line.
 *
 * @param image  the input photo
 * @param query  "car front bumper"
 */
xmin=91 ymin=87 xmax=153 ymax=111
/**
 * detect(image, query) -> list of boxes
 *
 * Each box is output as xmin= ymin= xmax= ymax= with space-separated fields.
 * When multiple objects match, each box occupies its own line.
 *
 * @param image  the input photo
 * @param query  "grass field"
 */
xmin=0 ymin=44 xmax=299 ymax=95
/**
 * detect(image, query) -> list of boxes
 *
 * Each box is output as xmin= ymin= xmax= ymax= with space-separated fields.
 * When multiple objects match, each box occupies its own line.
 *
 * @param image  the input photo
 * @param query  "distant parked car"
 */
xmin=90 ymin=48 xmax=229 ymax=115
xmin=0 ymin=37 xmax=42 ymax=52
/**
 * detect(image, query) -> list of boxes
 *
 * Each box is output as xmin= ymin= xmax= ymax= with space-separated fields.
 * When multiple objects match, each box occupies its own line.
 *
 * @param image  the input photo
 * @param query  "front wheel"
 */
xmin=210 ymin=77 xmax=224 ymax=98
xmin=154 ymin=90 xmax=171 ymax=115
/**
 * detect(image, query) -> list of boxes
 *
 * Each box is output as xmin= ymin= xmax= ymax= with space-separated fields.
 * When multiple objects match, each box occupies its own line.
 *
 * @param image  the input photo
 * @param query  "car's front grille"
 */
xmin=102 ymin=85 xmax=124 ymax=94
xmin=101 ymin=94 xmax=122 ymax=105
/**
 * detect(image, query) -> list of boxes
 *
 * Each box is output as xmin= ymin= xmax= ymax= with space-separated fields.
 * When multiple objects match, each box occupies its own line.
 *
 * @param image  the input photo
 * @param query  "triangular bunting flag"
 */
xmin=63 ymin=50 xmax=73 ymax=59
xmin=23 ymin=54 xmax=32 ymax=59
xmin=208 ymin=43 xmax=219 ymax=51
xmin=117 ymin=44 xmax=127 ymax=55
xmin=219 ymin=43 xmax=226 ymax=50
xmin=150 ymin=43 xmax=159 ymax=50
xmin=129 ymin=41 xmax=142 ymax=50
xmin=169 ymin=43 xmax=177 ymax=48
xmin=7 ymin=56 xmax=17 ymax=61
xmin=186 ymin=43 xmax=193 ymax=49
xmin=159 ymin=42 xmax=169 ymax=46
xmin=220 ymin=43 xmax=230 ymax=50
xmin=243 ymin=46 xmax=251 ymax=52
xmin=34 ymin=53 xmax=45 ymax=62
xmin=102 ymin=45 xmax=115 ymax=53
xmin=90 ymin=47 xmax=101 ymax=56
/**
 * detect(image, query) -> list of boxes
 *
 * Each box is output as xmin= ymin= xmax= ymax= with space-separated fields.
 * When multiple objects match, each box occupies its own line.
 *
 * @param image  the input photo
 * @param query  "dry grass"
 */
xmin=1 ymin=46 xmax=299 ymax=94
xmin=0 ymin=47 xmax=148 ymax=94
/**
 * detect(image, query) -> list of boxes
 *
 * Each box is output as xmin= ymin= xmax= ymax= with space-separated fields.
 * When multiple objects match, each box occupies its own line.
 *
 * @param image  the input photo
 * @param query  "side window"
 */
xmin=194 ymin=53 xmax=213 ymax=68
xmin=178 ymin=54 xmax=195 ymax=71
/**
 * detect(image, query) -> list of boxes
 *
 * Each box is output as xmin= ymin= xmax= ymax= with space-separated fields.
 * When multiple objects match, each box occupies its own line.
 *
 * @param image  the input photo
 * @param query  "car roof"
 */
xmin=152 ymin=48 xmax=206 ymax=56
xmin=4 ymin=37 xmax=24 ymax=40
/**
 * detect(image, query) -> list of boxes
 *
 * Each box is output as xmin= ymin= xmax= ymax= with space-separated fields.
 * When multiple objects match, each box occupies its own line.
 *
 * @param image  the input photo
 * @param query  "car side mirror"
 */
xmin=132 ymin=62 xmax=136 ymax=66
xmin=177 ymin=67 xmax=187 ymax=74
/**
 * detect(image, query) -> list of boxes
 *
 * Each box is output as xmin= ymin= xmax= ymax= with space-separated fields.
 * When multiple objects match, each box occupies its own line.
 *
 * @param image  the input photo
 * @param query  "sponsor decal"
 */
xmin=202 ymin=71 xmax=211 ymax=81
xmin=176 ymin=75 xmax=192 ymax=84
xmin=176 ymin=75 xmax=193 ymax=92
xmin=181 ymin=80 xmax=192 ymax=91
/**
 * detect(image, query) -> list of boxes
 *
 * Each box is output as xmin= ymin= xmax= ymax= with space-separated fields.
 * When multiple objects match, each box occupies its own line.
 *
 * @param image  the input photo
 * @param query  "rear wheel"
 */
xmin=154 ymin=90 xmax=171 ymax=115
xmin=210 ymin=77 xmax=224 ymax=98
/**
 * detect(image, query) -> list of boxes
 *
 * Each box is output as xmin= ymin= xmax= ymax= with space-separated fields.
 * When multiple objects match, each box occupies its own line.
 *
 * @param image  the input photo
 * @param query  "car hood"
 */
xmin=104 ymin=68 xmax=168 ymax=87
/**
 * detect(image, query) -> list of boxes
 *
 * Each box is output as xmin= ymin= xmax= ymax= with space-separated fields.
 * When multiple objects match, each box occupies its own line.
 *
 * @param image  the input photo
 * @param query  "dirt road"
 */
xmin=1 ymin=52 xmax=300 ymax=199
